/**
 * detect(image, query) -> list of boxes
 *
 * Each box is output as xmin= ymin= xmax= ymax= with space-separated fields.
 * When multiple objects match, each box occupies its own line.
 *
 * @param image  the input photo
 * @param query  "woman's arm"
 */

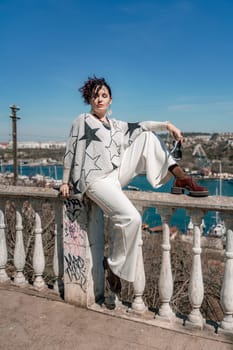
xmin=60 ymin=118 xmax=80 ymax=197
xmin=165 ymin=121 xmax=183 ymax=141
xmin=139 ymin=121 xmax=183 ymax=141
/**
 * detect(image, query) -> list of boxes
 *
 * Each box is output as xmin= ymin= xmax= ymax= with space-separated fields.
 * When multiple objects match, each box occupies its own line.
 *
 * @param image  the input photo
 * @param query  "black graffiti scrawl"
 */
xmin=64 ymin=198 xmax=83 ymax=222
xmin=65 ymin=253 xmax=86 ymax=289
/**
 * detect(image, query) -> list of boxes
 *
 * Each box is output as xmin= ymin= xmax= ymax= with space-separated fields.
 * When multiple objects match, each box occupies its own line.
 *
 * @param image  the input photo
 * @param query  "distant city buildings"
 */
xmin=0 ymin=142 xmax=9 ymax=149
xmin=183 ymin=132 xmax=233 ymax=145
xmin=0 ymin=141 xmax=66 ymax=149
xmin=0 ymin=132 xmax=232 ymax=150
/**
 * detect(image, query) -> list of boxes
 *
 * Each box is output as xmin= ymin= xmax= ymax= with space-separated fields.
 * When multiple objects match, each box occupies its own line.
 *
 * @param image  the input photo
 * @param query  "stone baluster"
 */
xmin=132 ymin=205 xmax=146 ymax=312
xmin=33 ymin=212 xmax=46 ymax=290
xmin=0 ymin=209 xmax=10 ymax=282
xmin=220 ymin=214 xmax=233 ymax=332
xmin=186 ymin=210 xmax=204 ymax=329
xmin=156 ymin=207 xmax=175 ymax=321
xmin=132 ymin=237 xmax=146 ymax=312
xmin=14 ymin=210 xmax=27 ymax=286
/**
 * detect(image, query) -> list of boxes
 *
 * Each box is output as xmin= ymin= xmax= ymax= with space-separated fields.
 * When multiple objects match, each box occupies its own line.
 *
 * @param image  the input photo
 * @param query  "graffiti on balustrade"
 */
xmin=64 ymin=198 xmax=88 ymax=224
xmin=64 ymin=217 xmax=86 ymax=256
xmin=65 ymin=253 xmax=86 ymax=289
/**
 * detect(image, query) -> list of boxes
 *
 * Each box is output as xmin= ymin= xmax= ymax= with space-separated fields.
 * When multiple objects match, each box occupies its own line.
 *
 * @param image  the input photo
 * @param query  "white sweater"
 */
xmin=63 ymin=113 xmax=168 ymax=198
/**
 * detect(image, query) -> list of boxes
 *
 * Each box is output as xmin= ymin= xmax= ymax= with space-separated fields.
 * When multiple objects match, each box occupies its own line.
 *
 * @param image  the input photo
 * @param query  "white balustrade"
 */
xmin=33 ymin=212 xmax=46 ymax=290
xmin=14 ymin=211 xmax=27 ymax=286
xmin=0 ymin=210 xmax=9 ymax=282
xmin=187 ymin=210 xmax=204 ymax=328
xmin=157 ymin=208 xmax=175 ymax=321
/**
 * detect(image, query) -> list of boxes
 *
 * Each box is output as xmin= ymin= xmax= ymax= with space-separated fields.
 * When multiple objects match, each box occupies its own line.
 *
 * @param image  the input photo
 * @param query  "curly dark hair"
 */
xmin=79 ymin=75 xmax=112 ymax=104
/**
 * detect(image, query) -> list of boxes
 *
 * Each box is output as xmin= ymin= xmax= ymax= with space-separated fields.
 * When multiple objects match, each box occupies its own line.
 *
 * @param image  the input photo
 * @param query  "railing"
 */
xmin=0 ymin=184 xmax=233 ymax=337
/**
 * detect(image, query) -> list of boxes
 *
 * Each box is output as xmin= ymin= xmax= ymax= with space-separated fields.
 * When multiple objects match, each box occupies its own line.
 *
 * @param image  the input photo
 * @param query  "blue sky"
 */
xmin=1 ymin=0 xmax=233 ymax=141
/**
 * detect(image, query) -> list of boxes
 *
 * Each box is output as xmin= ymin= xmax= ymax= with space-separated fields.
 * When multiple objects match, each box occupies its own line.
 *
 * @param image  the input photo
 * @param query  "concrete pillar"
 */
xmin=63 ymin=198 xmax=104 ymax=307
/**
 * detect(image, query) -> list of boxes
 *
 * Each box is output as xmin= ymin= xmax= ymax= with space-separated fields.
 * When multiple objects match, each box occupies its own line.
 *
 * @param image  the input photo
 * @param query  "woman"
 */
xmin=60 ymin=76 xmax=208 ymax=292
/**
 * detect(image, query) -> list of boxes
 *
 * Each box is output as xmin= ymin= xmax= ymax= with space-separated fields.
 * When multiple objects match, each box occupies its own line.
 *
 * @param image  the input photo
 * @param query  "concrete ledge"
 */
xmin=0 ymin=185 xmax=233 ymax=213
xmin=125 ymin=190 xmax=233 ymax=213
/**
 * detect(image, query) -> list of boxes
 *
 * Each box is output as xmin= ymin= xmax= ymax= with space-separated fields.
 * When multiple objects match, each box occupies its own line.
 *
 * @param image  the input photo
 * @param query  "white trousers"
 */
xmin=86 ymin=131 xmax=176 ymax=282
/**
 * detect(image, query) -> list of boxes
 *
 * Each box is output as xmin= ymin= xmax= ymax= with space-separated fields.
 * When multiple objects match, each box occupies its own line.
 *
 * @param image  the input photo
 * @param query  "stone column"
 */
xmin=63 ymin=197 xmax=104 ymax=307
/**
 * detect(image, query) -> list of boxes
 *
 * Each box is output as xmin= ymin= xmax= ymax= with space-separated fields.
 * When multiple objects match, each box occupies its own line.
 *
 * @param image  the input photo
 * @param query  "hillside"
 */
xmin=1 ymin=134 xmax=233 ymax=174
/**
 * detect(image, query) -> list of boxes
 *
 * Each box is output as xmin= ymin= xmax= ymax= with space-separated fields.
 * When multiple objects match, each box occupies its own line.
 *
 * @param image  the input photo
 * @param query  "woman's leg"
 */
xmin=86 ymin=170 xmax=142 ymax=283
xmin=118 ymin=131 xmax=208 ymax=196
xmin=118 ymin=131 xmax=175 ymax=188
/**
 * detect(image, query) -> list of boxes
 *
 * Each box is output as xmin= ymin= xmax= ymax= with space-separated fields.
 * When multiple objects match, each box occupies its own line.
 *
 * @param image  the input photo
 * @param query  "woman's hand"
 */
xmin=59 ymin=183 xmax=70 ymax=197
xmin=166 ymin=122 xmax=183 ymax=142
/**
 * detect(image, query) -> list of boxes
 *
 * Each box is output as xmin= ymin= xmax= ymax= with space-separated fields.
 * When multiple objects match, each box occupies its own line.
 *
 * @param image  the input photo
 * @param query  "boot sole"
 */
xmin=171 ymin=187 xmax=209 ymax=197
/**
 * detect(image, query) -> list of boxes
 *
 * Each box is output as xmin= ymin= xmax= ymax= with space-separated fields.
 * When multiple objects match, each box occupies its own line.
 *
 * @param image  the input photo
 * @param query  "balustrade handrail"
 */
xmin=125 ymin=190 xmax=233 ymax=213
xmin=0 ymin=184 xmax=59 ymax=200
xmin=0 ymin=184 xmax=232 ymax=213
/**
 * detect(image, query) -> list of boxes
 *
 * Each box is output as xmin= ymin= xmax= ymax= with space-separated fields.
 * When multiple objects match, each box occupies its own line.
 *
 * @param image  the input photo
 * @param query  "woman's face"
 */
xmin=90 ymin=85 xmax=112 ymax=116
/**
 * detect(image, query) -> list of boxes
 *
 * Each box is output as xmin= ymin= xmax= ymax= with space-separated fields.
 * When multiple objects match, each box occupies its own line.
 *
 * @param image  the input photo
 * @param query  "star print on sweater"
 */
xmin=106 ymin=137 xmax=121 ymax=162
xmin=62 ymin=113 xmax=169 ymax=199
xmin=105 ymin=127 xmax=122 ymax=163
xmin=125 ymin=122 xmax=141 ymax=138
xmin=82 ymin=152 xmax=102 ymax=182
xmin=79 ymin=121 xmax=101 ymax=148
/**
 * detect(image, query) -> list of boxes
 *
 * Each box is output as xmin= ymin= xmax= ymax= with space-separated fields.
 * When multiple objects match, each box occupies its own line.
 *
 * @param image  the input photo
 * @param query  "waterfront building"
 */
xmin=6 ymin=141 xmax=66 ymax=149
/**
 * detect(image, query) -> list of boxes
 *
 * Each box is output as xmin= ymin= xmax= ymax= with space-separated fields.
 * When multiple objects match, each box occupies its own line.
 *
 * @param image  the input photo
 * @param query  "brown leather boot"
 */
xmin=103 ymin=257 xmax=121 ymax=294
xmin=171 ymin=176 xmax=209 ymax=197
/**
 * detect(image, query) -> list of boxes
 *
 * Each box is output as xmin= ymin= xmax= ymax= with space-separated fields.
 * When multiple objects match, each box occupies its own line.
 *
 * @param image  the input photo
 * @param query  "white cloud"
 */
xmin=168 ymin=104 xmax=195 ymax=111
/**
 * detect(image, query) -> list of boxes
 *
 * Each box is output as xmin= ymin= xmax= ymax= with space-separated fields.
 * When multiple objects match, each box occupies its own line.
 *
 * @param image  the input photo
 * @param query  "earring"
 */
xmin=107 ymin=107 xmax=112 ymax=117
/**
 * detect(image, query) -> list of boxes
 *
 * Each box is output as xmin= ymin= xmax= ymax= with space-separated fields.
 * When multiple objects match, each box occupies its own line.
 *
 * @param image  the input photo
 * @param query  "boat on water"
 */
xmin=126 ymin=185 xmax=141 ymax=191
xmin=208 ymin=221 xmax=226 ymax=238
xmin=207 ymin=206 xmax=226 ymax=238
xmin=206 ymin=175 xmax=226 ymax=238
